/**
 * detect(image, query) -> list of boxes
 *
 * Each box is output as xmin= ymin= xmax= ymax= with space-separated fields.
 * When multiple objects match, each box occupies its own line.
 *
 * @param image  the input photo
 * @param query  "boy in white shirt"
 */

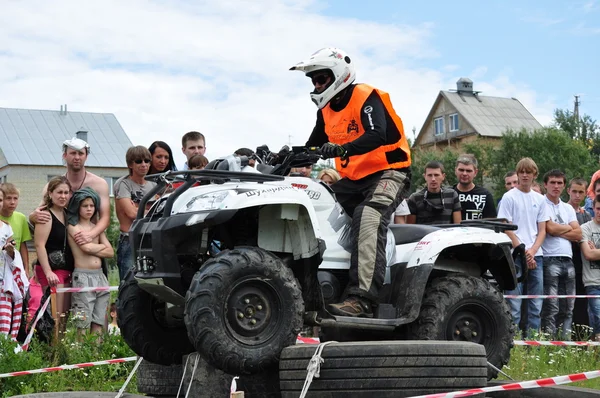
xmin=498 ymin=158 xmax=549 ymax=336
xmin=540 ymin=170 xmax=581 ymax=339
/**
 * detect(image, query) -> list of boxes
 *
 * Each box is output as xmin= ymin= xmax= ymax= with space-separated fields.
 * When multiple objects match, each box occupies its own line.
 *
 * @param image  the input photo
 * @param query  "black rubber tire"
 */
xmin=185 ymin=247 xmax=304 ymax=375
xmin=279 ymin=341 xmax=487 ymax=397
xmin=117 ymin=278 xmax=194 ymax=365
xmin=136 ymin=359 xmax=184 ymax=396
xmin=411 ymin=275 xmax=515 ymax=380
xmin=181 ymin=353 xmax=281 ymax=397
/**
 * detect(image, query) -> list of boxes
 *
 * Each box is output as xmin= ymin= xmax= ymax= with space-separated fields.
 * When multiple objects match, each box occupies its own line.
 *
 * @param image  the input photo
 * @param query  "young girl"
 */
xmin=34 ymin=176 xmax=73 ymax=319
xmin=0 ymin=189 xmax=29 ymax=340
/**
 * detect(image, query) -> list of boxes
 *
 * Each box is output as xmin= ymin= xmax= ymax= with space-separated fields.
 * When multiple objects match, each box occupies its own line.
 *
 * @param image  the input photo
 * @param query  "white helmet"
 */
xmin=290 ymin=47 xmax=356 ymax=109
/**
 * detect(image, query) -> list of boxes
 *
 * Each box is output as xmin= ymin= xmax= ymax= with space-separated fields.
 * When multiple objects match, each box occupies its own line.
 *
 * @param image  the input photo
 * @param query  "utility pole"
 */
xmin=574 ymin=95 xmax=581 ymax=137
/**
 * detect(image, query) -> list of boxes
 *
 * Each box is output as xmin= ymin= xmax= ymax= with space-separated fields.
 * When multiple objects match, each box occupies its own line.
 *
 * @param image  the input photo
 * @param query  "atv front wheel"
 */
xmin=411 ymin=275 xmax=514 ymax=380
xmin=117 ymin=277 xmax=194 ymax=365
xmin=184 ymin=248 xmax=304 ymax=375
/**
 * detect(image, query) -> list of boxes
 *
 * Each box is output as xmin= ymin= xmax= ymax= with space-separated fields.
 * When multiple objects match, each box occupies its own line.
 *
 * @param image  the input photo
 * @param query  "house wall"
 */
xmin=0 ymin=164 xmax=127 ymax=217
xmin=417 ymin=135 xmax=501 ymax=152
xmin=416 ymin=97 xmax=476 ymax=147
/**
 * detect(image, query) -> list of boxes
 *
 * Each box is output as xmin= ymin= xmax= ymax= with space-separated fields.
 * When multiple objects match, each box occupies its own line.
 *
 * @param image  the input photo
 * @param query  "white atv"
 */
xmin=117 ymin=146 xmax=525 ymax=380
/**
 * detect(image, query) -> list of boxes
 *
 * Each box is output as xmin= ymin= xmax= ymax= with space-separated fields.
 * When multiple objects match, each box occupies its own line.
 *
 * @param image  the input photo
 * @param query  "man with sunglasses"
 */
xmin=540 ymin=169 xmax=581 ymax=339
xmin=290 ymin=47 xmax=411 ymax=318
xmin=114 ymin=146 xmax=157 ymax=280
xmin=406 ymin=161 xmax=461 ymax=225
xmin=30 ymin=138 xmax=111 ymax=248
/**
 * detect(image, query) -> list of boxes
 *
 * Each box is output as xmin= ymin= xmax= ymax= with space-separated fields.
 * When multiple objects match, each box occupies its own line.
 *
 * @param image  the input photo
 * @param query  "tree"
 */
xmin=487 ymin=128 xmax=598 ymax=198
xmin=553 ymin=109 xmax=600 ymax=157
xmin=409 ymin=141 xmax=494 ymax=193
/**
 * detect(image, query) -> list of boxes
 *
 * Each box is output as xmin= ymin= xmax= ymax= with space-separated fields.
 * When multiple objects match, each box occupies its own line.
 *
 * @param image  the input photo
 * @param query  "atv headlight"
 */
xmin=185 ymin=191 xmax=230 ymax=212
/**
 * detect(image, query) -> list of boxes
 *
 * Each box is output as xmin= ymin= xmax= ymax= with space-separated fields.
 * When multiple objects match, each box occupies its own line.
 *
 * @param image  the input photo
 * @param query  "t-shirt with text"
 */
xmin=452 ymin=185 xmax=496 ymax=220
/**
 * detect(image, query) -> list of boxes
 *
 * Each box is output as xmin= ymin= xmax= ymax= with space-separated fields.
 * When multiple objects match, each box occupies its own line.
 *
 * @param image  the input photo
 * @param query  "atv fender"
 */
xmin=257 ymin=203 xmax=323 ymax=261
xmin=390 ymin=262 xmax=434 ymax=322
xmin=405 ymin=227 xmax=518 ymax=290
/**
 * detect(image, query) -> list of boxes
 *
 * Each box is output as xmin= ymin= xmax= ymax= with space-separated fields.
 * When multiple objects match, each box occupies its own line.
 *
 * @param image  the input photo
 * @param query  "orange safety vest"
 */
xmin=322 ymin=84 xmax=411 ymax=180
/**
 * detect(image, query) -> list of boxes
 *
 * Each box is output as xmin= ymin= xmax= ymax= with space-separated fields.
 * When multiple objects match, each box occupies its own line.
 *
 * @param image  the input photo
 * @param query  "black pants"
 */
xmin=331 ymin=169 xmax=410 ymax=303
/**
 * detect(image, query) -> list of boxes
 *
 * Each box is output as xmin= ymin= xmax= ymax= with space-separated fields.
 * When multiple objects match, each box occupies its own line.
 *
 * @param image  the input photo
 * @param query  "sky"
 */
xmin=1 ymin=0 xmax=599 ymax=168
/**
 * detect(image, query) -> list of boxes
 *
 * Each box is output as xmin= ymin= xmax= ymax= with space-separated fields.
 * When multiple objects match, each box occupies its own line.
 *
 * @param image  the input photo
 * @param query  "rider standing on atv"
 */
xmin=290 ymin=47 xmax=412 ymax=318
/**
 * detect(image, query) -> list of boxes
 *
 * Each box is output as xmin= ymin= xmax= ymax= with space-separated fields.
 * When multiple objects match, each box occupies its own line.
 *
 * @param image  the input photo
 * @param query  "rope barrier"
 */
xmin=0 ymin=356 xmax=137 ymax=378
xmin=407 ymin=369 xmax=600 ymax=398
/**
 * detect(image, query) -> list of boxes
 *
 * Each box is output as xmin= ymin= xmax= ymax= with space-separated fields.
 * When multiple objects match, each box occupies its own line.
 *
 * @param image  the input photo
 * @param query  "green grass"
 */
xmin=500 ymin=325 xmax=600 ymax=389
xmin=0 ymin=267 xmax=136 ymax=397
xmin=0 ymin=328 xmax=138 ymax=397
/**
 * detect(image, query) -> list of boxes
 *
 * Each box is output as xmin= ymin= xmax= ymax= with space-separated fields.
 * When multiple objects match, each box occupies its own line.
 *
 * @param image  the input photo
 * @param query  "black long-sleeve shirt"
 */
xmin=305 ymin=84 xmax=391 ymax=157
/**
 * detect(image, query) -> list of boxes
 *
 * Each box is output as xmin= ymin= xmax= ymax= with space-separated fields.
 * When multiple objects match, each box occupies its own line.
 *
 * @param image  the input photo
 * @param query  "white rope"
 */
xmin=114 ymin=356 xmax=143 ymax=398
xmin=177 ymin=354 xmax=192 ymax=398
xmin=230 ymin=376 xmax=240 ymax=393
xmin=299 ymin=341 xmax=336 ymax=398
xmin=185 ymin=354 xmax=200 ymax=398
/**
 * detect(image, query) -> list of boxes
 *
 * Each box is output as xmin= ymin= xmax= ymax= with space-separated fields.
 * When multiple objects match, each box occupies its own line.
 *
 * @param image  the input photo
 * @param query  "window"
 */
xmin=449 ymin=113 xmax=459 ymax=132
xmin=104 ymin=177 xmax=122 ymax=197
xmin=434 ymin=117 xmax=445 ymax=136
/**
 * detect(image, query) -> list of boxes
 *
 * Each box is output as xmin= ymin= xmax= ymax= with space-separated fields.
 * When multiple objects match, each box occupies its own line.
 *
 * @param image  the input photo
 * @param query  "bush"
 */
xmin=0 ymin=325 xmax=138 ymax=397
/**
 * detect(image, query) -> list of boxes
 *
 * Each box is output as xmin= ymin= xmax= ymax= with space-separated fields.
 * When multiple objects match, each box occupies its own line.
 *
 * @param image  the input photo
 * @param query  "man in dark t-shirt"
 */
xmin=452 ymin=154 xmax=496 ymax=220
xmin=407 ymin=161 xmax=461 ymax=225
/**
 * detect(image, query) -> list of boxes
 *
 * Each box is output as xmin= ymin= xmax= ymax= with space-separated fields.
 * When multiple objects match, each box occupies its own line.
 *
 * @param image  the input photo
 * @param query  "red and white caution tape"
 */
xmin=514 ymin=340 xmax=600 ymax=347
xmin=408 ymin=368 xmax=600 ymax=398
xmin=296 ymin=336 xmax=320 ymax=344
xmin=54 ymin=286 xmax=118 ymax=294
xmin=0 ymin=356 xmax=137 ymax=378
xmin=21 ymin=289 xmax=53 ymax=351
xmin=505 ymin=294 xmax=600 ymax=299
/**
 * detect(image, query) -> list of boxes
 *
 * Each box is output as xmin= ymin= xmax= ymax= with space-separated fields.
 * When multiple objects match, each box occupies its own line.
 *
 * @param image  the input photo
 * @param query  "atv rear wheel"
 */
xmin=117 ymin=277 xmax=194 ymax=365
xmin=411 ymin=275 xmax=514 ymax=380
xmin=184 ymin=247 xmax=304 ymax=375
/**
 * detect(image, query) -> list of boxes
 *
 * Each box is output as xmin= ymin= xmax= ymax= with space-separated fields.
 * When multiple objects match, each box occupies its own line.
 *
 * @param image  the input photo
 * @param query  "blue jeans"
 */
xmin=117 ymin=234 xmax=134 ymax=281
xmin=541 ymin=257 xmax=575 ymax=338
xmin=505 ymin=256 xmax=544 ymax=334
xmin=587 ymin=285 xmax=600 ymax=335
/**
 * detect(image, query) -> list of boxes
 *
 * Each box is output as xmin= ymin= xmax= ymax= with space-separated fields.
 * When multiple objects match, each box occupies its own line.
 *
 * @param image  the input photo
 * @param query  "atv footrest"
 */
xmin=375 ymin=303 xmax=396 ymax=319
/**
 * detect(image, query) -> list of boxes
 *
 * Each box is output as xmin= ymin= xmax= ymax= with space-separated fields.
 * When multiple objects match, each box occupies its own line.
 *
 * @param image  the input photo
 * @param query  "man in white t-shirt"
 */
xmin=498 ymin=157 xmax=549 ymax=335
xmin=579 ymin=195 xmax=600 ymax=341
xmin=393 ymin=199 xmax=410 ymax=224
xmin=540 ymin=170 xmax=581 ymax=339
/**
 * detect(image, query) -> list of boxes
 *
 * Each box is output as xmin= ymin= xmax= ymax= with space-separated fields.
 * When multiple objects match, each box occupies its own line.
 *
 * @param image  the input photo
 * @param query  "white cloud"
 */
xmin=0 ymin=0 xmax=554 ymax=167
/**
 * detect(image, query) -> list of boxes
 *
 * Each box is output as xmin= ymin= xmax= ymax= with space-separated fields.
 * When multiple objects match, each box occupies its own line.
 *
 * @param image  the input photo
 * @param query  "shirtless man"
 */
xmin=67 ymin=187 xmax=114 ymax=335
xmin=30 ymin=138 xmax=110 ymax=247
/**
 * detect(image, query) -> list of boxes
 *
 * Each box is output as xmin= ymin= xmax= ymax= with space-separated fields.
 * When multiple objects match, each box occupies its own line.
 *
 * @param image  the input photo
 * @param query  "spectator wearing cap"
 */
xmin=29 ymin=138 xmax=111 ymax=249
xmin=114 ymin=146 xmax=157 ymax=281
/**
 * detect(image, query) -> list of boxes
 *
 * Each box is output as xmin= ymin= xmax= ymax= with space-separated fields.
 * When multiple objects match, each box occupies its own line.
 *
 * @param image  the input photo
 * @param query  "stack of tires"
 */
xmin=279 ymin=341 xmax=488 ymax=398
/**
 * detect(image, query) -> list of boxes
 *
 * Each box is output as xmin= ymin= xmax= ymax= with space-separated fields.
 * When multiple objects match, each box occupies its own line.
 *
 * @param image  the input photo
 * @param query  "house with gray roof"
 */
xmin=0 ymin=106 xmax=133 ymax=216
xmin=414 ymin=78 xmax=542 ymax=150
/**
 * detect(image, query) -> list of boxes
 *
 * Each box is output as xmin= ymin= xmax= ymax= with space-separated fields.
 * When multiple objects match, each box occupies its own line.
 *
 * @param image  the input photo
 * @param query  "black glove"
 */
xmin=320 ymin=143 xmax=347 ymax=159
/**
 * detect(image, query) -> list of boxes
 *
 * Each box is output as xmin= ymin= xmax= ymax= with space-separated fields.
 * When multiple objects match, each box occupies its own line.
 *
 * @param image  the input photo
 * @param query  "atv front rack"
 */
xmin=136 ymin=170 xmax=285 ymax=219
